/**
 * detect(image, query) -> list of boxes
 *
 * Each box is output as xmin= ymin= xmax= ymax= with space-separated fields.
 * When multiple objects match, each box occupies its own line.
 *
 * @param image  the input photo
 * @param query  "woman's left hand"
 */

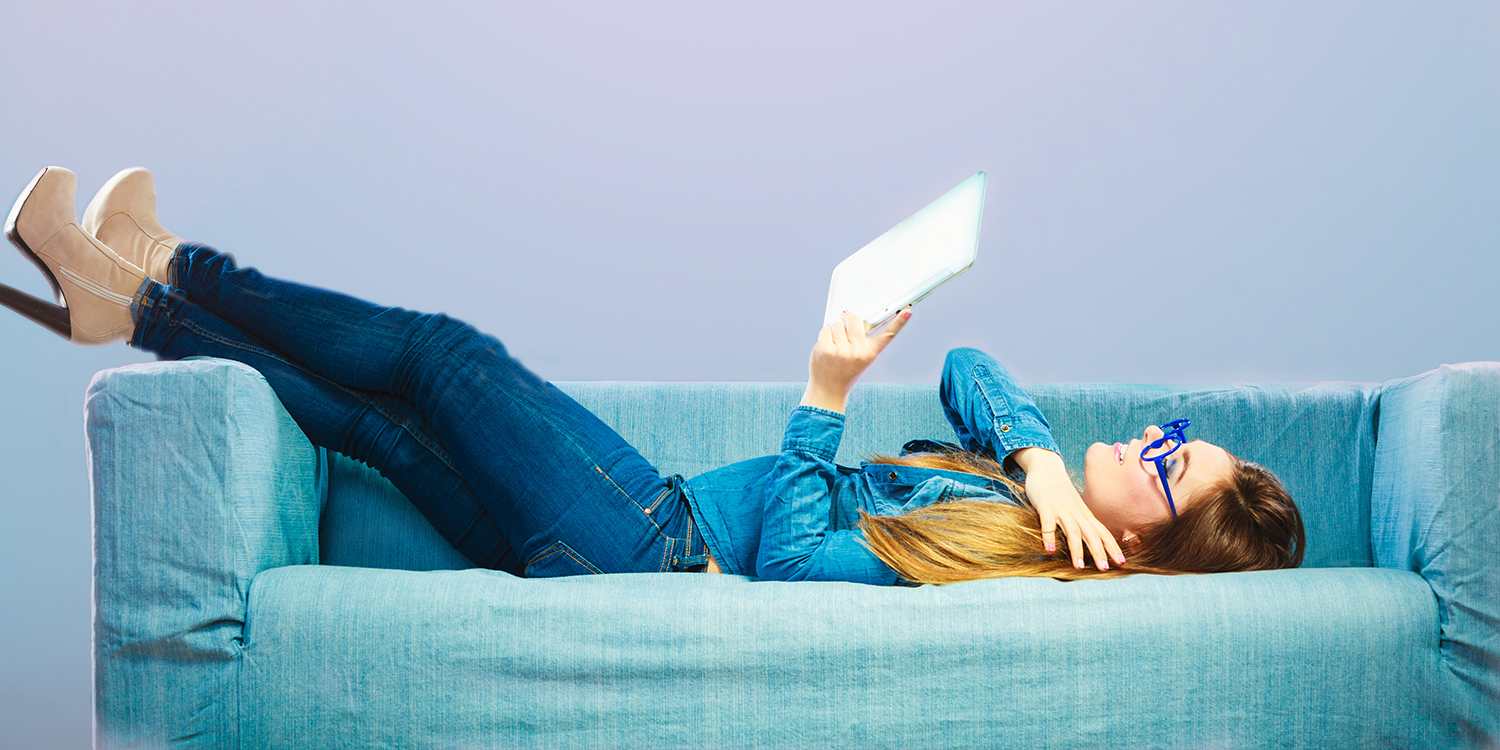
xmin=801 ymin=308 xmax=912 ymax=413
xmin=1014 ymin=447 xmax=1126 ymax=571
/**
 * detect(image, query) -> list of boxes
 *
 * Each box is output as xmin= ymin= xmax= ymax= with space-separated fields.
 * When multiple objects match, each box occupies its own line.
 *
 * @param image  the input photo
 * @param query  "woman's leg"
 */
xmin=164 ymin=243 xmax=708 ymax=577
xmin=131 ymin=280 xmax=522 ymax=573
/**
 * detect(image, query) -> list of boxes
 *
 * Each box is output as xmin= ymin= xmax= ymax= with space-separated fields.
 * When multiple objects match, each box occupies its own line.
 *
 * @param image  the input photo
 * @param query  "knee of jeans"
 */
xmin=416 ymin=313 xmax=510 ymax=361
xmin=410 ymin=313 xmax=468 ymax=344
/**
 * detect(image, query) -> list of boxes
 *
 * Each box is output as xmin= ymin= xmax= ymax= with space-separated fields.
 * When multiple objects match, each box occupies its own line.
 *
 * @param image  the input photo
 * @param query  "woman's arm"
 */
xmin=755 ymin=405 xmax=901 ymax=583
xmin=755 ymin=310 xmax=914 ymax=583
xmin=799 ymin=309 xmax=912 ymax=413
xmin=939 ymin=348 xmax=1124 ymax=570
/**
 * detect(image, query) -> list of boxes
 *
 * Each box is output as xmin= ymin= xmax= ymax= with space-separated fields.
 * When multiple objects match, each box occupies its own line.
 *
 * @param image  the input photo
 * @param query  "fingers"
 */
xmin=1080 ymin=526 xmax=1107 ymax=571
xmin=871 ymin=306 xmax=913 ymax=352
xmin=1102 ymin=529 xmax=1126 ymax=567
xmin=818 ymin=323 xmax=834 ymax=348
xmin=1038 ymin=509 xmax=1058 ymax=554
xmin=838 ymin=311 xmax=869 ymax=347
xmin=1045 ymin=509 xmax=1125 ymax=571
xmin=1078 ymin=521 xmax=1125 ymax=571
xmin=838 ymin=306 xmax=912 ymax=350
xmin=1064 ymin=519 xmax=1085 ymax=569
xmin=831 ymin=313 xmax=853 ymax=348
xmin=843 ymin=310 xmax=872 ymax=337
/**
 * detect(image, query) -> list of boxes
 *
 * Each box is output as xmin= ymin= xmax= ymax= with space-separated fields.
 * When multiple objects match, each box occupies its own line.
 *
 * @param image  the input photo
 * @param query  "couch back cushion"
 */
xmin=1027 ymin=381 xmax=1379 ymax=569
xmin=322 ymin=379 xmax=1378 ymax=571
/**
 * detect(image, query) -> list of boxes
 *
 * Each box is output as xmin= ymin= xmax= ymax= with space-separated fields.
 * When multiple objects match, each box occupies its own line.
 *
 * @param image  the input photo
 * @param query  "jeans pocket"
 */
xmin=525 ymin=540 xmax=603 ymax=578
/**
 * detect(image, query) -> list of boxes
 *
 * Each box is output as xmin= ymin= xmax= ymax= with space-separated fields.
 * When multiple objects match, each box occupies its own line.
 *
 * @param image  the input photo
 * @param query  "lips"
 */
xmin=1114 ymin=442 xmax=1125 ymax=465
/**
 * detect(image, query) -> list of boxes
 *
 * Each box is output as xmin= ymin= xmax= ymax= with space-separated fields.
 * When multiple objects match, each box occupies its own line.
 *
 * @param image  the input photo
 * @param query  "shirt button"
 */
xmin=1000 ymin=424 xmax=1011 ymax=433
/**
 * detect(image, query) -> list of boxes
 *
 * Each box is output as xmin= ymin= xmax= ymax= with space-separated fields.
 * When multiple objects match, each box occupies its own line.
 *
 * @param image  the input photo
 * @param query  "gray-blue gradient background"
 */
xmin=2 ymin=2 xmax=1496 ymax=746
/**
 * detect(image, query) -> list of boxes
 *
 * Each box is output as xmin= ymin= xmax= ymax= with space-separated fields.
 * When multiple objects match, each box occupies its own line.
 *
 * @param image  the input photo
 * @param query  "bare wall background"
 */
xmin=1 ymin=2 xmax=1496 ymax=747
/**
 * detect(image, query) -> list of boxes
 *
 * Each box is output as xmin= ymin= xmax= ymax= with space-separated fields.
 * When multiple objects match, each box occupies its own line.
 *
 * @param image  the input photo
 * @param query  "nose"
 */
xmin=1137 ymin=424 xmax=1171 ymax=464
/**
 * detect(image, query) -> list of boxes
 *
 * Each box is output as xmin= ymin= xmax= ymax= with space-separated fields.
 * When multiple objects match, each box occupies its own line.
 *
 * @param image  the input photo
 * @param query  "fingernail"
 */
xmin=902 ymin=311 xmax=912 ymax=319
xmin=1046 ymin=544 xmax=1056 ymax=553
xmin=1074 ymin=559 xmax=1084 ymax=569
xmin=1116 ymin=555 xmax=1127 ymax=565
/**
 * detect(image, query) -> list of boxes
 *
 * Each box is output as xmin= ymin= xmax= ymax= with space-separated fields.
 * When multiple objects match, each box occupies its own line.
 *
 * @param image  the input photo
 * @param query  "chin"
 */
xmin=1079 ymin=443 xmax=1107 ymax=497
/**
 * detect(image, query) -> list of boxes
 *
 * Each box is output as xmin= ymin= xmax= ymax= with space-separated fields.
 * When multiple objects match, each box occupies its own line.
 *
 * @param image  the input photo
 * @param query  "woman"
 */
xmin=3 ymin=166 xmax=1304 ymax=585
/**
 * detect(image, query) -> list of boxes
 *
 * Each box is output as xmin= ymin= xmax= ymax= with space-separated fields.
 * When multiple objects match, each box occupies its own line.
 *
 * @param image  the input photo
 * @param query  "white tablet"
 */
xmin=822 ymin=171 xmax=986 ymax=329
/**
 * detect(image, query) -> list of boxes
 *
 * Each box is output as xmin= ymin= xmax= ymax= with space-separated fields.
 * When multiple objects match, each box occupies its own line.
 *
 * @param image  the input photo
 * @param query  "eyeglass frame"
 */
xmin=1142 ymin=418 xmax=1192 ymax=518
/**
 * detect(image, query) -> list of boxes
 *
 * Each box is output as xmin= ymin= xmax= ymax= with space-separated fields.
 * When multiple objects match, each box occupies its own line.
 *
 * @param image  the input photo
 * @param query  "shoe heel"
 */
xmin=0 ymin=280 xmax=72 ymax=340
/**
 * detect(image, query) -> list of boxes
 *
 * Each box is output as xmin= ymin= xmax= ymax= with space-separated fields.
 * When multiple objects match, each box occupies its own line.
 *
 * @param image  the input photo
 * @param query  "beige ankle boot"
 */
xmin=2 ymin=167 xmax=148 ymax=345
xmin=82 ymin=167 xmax=181 ymax=284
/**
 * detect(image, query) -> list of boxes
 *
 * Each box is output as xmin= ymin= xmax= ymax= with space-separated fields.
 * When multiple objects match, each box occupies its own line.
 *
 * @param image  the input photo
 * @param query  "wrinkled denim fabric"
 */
xmin=132 ymin=243 xmax=707 ymax=577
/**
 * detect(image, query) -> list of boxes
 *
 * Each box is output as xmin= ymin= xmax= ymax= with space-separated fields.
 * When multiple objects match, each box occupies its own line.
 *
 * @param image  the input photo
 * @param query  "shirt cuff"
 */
xmin=1000 ymin=440 xmax=1062 ymax=483
xmin=780 ymin=405 xmax=846 ymax=462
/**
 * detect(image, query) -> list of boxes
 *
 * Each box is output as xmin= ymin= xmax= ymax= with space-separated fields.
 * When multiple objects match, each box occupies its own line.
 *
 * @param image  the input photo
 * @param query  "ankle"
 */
xmin=128 ymin=279 xmax=169 ymax=349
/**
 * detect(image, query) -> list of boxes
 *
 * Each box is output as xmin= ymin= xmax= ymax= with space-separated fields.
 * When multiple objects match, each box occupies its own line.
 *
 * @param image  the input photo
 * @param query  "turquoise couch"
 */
xmin=86 ymin=357 xmax=1498 ymax=749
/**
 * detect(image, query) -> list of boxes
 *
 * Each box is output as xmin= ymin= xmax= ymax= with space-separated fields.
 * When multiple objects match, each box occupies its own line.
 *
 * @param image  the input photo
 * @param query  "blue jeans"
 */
xmin=130 ymin=243 xmax=710 ymax=577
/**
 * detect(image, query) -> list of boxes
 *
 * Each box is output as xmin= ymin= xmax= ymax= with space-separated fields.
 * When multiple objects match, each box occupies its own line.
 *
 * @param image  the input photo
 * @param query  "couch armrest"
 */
xmin=1373 ymin=362 xmax=1500 ymax=737
xmin=87 ymin=358 xmax=323 ymax=749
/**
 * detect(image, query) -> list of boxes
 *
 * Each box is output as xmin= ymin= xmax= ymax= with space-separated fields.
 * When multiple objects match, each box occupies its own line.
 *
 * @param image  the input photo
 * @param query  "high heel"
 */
xmin=3 ymin=167 xmax=147 ymax=345
xmin=82 ymin=167 xmax=180 ymax=284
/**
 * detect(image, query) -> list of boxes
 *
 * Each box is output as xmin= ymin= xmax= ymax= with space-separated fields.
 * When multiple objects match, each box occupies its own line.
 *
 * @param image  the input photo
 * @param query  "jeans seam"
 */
xmin=203 ymin=262 xmax=660 ymax=518
xmin=173 ymin=317 xmax=464 ymax=475
xmin=198 ymin=269 xmax=454 ymax=451
xmin=526 ymin=542 xmax=602 ymax=576
xmin=197 ymin=274 xmax=569 ymax=498
xmin=214 ymin=270 xmax=416 ymax=349
xmin=644 ymin=484 xmax=672 ymax=515
xmin=406 ymin=336 xmax=662 ymax=516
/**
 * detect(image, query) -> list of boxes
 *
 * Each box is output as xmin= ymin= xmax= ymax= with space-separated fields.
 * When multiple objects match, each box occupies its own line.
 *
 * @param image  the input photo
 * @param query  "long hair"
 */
xmin=857 ymin=450 xmax=1305 ymax=584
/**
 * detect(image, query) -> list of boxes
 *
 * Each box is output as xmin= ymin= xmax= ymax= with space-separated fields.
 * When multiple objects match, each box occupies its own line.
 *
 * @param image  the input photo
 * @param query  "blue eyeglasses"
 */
xmin=1142 ymin=418 xmax=1192 ymax=517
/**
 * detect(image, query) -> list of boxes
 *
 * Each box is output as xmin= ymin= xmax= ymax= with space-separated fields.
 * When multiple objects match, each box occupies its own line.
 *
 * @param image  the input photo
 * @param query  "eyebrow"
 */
xmin=1176 ymin=446 xmax=1192 ymax=486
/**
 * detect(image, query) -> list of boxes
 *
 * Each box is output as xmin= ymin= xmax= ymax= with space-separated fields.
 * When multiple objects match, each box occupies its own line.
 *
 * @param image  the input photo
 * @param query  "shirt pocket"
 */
xmin=887 ymin=476 xmax=957 ymax=514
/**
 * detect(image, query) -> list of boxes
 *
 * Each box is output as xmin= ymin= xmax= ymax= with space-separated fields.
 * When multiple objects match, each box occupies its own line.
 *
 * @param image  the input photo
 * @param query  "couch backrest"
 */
xmin=322 ymin=379 xmax=1381 ymax=571
xmin=1029 ymin=381 xmax=1381 ymax=569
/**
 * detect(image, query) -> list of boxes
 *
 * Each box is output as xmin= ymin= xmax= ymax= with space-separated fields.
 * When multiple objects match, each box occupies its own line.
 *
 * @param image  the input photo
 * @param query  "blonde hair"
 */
xmin=857 ymin=450 xmax=1305 ymax=584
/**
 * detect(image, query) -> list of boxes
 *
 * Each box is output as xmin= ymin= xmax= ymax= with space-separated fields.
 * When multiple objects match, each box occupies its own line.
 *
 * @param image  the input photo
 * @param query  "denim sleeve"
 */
xmin=755 ymin=406 xmax=900 ymax=585
xmin=940 ymin=348 xmax=1061 ymax=475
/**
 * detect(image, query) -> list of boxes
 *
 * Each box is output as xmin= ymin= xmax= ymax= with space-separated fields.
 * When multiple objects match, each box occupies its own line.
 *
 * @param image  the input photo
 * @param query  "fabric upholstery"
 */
xmin=242 ymin=565 xmax=1442 ymax=750
xmin=1370 ymin=363 xmax=1500 ymax=738
xmin=87 ymin=358 xmax=1497 ymax=748
xmin=87 ymin=358 xmax=322 ymax=749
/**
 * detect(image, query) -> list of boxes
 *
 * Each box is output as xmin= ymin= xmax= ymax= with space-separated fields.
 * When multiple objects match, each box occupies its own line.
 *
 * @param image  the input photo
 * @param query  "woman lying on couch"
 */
xmin=3 ymin=166 xmax=1305 ymax=586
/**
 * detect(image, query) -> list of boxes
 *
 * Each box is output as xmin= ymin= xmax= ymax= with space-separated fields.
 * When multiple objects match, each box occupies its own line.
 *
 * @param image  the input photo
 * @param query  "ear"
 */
xmin=1120 ymin=531 xmax=1145 ymax=552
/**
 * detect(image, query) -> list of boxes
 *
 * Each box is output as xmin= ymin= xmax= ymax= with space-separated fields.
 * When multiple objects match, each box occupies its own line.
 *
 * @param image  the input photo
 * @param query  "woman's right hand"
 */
xmin=800 ymin=308 xmax=912 ymax=414
xmin=1013 ymin=447 xmax=1126 ymax=571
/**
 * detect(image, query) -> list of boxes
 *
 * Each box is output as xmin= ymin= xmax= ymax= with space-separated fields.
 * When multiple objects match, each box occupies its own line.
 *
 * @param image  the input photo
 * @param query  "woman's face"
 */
xmin=1080 ymin=424 xmax=1235 ymax=540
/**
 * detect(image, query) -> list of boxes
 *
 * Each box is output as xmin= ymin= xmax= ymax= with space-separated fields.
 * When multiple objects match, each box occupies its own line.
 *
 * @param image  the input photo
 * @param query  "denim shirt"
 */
xmin=683 ymin=347 xmax=1060 ymax=585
